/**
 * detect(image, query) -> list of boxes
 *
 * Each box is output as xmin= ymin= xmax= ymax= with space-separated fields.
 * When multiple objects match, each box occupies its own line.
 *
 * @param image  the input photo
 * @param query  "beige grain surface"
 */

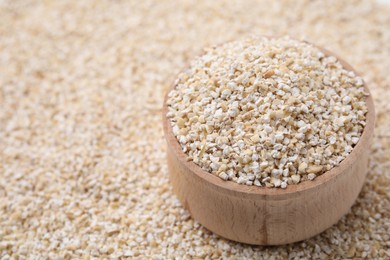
xmin=0 ymin=0 xmax=389 ymax=258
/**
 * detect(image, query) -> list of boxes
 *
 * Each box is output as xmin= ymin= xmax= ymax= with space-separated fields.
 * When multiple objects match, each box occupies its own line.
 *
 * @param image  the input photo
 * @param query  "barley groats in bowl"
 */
xmin=163 ymin=36 xmax=375 ymax=245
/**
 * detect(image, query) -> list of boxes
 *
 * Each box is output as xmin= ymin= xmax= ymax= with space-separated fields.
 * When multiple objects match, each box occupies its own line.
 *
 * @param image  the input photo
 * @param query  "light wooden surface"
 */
xmin=162 ymin=42 xmax=375 ymax=245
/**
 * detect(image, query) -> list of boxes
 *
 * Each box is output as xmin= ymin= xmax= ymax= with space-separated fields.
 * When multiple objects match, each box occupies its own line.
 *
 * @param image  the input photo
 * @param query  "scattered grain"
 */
xmin=0 ymin=0 xmax=388 ymax=258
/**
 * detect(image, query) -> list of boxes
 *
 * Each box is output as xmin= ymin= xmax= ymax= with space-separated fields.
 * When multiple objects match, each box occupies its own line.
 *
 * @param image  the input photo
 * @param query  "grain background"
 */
xmin=0 ymin=0 xmax=389 ymax=258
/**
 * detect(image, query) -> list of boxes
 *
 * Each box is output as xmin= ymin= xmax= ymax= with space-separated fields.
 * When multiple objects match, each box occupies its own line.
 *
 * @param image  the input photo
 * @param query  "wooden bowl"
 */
xmin=162 ymin=41 xmax=375 ymax=245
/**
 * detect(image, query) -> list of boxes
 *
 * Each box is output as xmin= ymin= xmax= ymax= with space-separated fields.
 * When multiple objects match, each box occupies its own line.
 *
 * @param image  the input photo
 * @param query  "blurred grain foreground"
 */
xmin=0 ymin=0 xmax=389 ymax=258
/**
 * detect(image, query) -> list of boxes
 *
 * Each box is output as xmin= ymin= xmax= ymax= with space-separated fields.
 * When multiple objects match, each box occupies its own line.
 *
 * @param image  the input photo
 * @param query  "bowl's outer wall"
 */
xmin=166 ymin=135 xmax=371 ymax=245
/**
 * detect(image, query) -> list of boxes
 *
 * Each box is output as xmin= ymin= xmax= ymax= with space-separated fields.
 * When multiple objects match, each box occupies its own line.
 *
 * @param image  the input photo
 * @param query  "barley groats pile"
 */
xmin=167 ymin=37 xmax=368 ymax=188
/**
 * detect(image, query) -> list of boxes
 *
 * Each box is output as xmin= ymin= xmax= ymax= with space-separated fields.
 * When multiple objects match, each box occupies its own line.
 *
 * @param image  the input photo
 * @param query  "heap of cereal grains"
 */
xmin=167 ymin=36 xmax=368 ymax=188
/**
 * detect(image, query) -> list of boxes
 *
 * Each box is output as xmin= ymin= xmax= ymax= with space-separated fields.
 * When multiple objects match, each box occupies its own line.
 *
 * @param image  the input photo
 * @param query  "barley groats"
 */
xmin=167 ymin=36 xmax=368 ymax=188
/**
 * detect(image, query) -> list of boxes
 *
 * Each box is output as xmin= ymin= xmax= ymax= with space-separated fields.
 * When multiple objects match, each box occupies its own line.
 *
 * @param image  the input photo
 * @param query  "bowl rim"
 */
xmin=162 ymin=36 xmax=375 ymax=200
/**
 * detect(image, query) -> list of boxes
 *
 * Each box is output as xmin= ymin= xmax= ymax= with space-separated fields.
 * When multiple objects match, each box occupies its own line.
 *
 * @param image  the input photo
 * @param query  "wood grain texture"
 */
xmin=162 ymin=40 xmax=375 ymax=245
